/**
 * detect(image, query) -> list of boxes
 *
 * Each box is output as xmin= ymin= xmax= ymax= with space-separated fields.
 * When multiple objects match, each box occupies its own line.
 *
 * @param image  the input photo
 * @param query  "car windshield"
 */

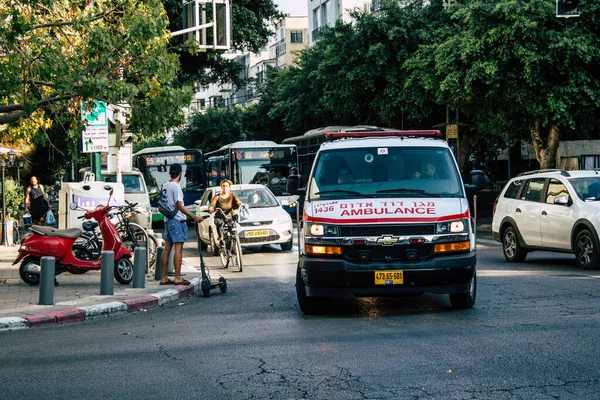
xmin=103 ymin=174 xmax=145 ymax=194
xmin=230 ymin=188 xmax=279 ymax=208
xmin=308 ymin=146 xmax=463 ymax=200
xmin=568 ymin=176 xmax=600 ymax=200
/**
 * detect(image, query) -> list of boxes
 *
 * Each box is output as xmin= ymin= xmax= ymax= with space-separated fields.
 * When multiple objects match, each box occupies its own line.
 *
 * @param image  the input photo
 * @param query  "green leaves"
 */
xmin=0 ymin=0 xmax=189 ymax=141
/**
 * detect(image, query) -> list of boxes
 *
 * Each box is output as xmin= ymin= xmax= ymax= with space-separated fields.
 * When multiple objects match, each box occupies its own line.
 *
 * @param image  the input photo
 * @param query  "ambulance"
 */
xmin=291 ymin=129 xmax=484 ymax=314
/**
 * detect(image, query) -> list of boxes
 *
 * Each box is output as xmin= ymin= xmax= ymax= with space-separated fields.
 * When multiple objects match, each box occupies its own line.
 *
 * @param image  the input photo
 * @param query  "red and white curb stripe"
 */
xmin=0 ymin=277 xmax=203 ymax=331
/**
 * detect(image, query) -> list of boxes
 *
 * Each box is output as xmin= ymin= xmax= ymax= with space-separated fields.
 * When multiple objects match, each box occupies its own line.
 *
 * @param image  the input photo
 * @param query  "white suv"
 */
xmin=492 ymin=169 xmax=600 ymax=269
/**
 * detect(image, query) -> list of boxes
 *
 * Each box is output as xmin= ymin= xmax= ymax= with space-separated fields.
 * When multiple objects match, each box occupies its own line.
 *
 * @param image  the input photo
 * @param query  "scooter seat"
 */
xmin=30 ymin=225 xmax=83 ymax=239
xmin=82 ymin=221 xmax=98 ymax=231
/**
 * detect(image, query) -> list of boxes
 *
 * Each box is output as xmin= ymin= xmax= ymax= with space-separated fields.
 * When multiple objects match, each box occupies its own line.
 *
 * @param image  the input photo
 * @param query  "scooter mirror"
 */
xmin=104 ymin=185 xmax=112 ymax=191
xmin=69 ymin=202 xmax=79 ymax=210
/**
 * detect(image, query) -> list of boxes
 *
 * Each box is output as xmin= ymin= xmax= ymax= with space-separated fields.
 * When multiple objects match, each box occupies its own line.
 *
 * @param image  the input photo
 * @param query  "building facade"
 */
xmin=308 ymin=0 xmax=372 ymax=44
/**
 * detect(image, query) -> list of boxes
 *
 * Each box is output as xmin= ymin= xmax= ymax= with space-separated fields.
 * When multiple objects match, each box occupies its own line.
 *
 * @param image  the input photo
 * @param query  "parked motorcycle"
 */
xmin=14 ymin=188 xmax=134 ymax=285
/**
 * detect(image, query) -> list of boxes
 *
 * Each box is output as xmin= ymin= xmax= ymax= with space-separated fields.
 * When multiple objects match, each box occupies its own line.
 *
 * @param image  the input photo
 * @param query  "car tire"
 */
xmin=296 ymin=266 xmax=327 ymax=315
xmin=502 ymin=225 xmax=527 ymax=262
xmin=575 ymin=229 xmax=600 ymax=270
xmin=449 ymin=271 xmax=476 ymax=309
xmin=280 ymin=239 xmax=293 ymax=251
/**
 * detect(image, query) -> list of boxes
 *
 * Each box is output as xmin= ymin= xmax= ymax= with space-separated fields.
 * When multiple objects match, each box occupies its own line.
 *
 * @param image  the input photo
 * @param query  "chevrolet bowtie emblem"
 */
xmin=377 ymin=236 xmax=398 ymax=245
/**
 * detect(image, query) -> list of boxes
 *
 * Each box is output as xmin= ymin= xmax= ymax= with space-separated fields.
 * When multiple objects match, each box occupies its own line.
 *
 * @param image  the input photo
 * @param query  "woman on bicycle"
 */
xmin=209 ymin=180 xmax=245 ymax=248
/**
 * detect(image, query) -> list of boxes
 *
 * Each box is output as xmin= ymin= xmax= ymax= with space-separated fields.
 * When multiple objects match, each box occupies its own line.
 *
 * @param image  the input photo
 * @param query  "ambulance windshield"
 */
xmin=308 ymin=147 xmax=463 ymax=200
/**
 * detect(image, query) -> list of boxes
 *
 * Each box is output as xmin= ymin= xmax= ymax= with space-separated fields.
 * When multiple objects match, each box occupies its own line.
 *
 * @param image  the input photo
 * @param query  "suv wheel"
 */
xmin=575 ymin=229 xmax=599 ymax=270
xmin=502 ymin=226 xmax=527 ymax=262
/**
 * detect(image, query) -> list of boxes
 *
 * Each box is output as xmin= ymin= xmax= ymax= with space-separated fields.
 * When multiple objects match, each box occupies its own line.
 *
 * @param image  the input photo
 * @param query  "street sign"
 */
xmin=81 ymin=101 xmax=108 ymax=153
xmin=446 ymin=124 xmax=459 ymax=140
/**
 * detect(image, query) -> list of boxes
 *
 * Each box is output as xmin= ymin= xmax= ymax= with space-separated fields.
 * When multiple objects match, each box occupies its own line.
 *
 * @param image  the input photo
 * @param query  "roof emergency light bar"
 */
xmin=325 ymin=130 xmax=441 ymax=140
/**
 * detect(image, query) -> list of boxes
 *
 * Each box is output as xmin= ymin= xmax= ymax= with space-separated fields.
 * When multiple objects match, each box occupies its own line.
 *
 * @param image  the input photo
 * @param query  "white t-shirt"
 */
xmin=161 ymin=181 xmax=186 ymax=221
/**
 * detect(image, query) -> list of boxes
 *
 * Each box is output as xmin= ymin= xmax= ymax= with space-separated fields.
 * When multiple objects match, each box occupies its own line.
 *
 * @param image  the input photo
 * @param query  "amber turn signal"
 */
xmin=434 ymin=241 xmax=470 ymax=253
xmin=305 ymin=245 xmax=342 ymax=255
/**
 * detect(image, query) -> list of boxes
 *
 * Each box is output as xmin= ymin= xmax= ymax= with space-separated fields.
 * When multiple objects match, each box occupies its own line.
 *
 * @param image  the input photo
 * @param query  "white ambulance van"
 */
xmin=292 ymin=129 xmax=484 ymax=314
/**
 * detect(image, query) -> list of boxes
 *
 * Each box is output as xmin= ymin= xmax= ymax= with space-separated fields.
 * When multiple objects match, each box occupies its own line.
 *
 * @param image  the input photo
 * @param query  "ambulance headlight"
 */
xmin=308 ymin=223 xmax=338 ymax=236
xmin=437 ymin=219 xmax=467 ymax=234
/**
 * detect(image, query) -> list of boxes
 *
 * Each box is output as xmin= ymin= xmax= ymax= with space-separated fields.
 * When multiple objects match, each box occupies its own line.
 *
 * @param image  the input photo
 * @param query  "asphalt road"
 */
xmin=2 ymin=235 xmax=600 ymax=399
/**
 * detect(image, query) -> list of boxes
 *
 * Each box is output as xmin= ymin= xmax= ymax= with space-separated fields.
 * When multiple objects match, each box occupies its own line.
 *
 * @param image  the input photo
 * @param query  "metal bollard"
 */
xmin=39 ymin=257 xmax=55 ymax=305
xmin=133 ymin=247 xmax=147 ymax=288
xmin=155 ymin=246 xmax=164 ymax=281
xmin=168 ymin=248 xmax=175 ymax=277
xmin=100 ymin=250 xmax=115 ymax=295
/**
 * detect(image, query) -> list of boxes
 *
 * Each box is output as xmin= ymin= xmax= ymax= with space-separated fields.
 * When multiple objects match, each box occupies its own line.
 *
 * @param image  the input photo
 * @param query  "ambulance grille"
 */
xmin=339 ymin=224 xmax=435 ymax=237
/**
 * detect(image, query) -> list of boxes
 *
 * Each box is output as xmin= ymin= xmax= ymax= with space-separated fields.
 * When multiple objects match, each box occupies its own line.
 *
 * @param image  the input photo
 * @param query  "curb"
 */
xmin=0 ymin=278 xmax=202 ymax=331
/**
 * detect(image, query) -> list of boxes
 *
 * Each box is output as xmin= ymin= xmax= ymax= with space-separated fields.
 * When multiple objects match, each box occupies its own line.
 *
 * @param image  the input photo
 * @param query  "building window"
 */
xmin=313 ymin=8 xmax=319 ymax=30
xmin=321 ymin=1 xmax=329 ymax=27
xmin=290 ymin=31 xmax=303 ymax=43
xmin=581 ymin=155 xmax=600 ymax=169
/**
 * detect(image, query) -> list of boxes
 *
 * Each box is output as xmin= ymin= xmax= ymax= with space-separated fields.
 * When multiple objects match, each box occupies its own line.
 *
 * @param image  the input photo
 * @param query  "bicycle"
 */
xmin=114 ymin=201 xmax=158 ymax=275
xmin=214 ymin=207 xmax=244 ymax=272
xmin=74 ymin=201 xmax=158 ymax=275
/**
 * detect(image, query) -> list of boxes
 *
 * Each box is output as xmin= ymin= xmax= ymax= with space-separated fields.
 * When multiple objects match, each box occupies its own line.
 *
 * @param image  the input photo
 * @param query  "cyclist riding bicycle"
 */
xmin=209 ymin=179 xmax=246 ymax=248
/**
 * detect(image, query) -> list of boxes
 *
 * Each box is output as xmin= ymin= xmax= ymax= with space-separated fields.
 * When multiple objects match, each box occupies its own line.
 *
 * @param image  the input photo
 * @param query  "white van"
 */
xmin=289 ymin=129 xmax=485 ymax=314
xmin=101 ymin=170 xmax=152 ymax=230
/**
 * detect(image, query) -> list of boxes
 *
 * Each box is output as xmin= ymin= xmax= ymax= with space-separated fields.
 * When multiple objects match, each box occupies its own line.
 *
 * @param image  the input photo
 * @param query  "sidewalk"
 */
xmin=0 ymin=218 xmax=495 ymax=331
xmin=0 ymin=241 xmax=222 ymax=331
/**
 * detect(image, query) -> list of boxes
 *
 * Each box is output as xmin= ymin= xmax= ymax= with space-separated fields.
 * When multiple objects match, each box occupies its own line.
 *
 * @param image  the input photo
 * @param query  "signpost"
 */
xmin=81 ymin=101 xmax=109 ymax=153
xmin=82 ymin=101 xmax=109 ymax=181
xmin=446 ymin=124 xmax=459 ymax=140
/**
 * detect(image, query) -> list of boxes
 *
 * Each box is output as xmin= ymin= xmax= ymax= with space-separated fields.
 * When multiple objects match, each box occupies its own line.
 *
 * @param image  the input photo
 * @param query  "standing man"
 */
xmin=159 ymin=164 xmax=202 ymax=285
xmin=25 ymin=176 xmax=51 ymax=225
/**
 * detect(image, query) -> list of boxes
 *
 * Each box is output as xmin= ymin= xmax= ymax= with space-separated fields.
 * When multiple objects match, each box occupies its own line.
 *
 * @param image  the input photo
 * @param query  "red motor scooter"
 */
xmin=14 ymin=188 xmax=134 ymax=285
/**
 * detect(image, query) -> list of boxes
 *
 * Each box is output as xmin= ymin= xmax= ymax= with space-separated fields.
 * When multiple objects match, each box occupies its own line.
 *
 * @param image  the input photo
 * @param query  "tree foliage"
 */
xmin=406 ymin=0 xmax=600 ymax=167
xmin=164 ymin=0 xmax=284 ymax=90
xmin=264 ymin=1 xmax=447 ymax=136
xmin=0 ymin=0 xmax=192 ymax=143
xmin=173 ymin=107 xmax=253 ymax=152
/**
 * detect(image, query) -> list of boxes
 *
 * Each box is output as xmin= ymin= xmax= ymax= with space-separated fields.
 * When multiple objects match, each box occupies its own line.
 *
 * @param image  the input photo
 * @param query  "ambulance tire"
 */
xmin=296 ymin=266 xmax=326 ymax=315
xmin=449 ymin=271 xmax=476 ymax=309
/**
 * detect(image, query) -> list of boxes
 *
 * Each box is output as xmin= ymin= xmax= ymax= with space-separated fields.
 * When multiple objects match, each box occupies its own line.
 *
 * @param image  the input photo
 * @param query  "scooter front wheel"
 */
xmin=115 ymin=257 xmax=134 ymax=284
xmin=19 ymin=257 xmax=41 ymax=285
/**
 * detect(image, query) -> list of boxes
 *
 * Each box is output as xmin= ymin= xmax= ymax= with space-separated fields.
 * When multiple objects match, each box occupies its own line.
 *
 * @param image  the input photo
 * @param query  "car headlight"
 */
xmin=307 ymin=223 xmax=338 ymax=236
xmin=436 ymin=219 xmax=468 ymax=234
xmin=274 ymin=213 xmax=291 ymax=224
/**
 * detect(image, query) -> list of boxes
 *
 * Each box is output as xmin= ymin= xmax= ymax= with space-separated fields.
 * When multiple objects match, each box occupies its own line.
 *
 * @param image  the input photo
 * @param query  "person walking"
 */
xmin=159 ymin=164 xmax=202 ymax=286
xmin=24 ymin=176 xmax=51 ymax=225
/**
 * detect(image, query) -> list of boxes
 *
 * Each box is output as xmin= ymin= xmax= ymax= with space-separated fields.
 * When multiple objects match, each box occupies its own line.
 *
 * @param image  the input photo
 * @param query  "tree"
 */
xmin=261 ymin=1 xmax=447 ymax=136
xmin=173 ymin=107 xmax=253 ymax=152
xmin=406 ymin=0 xmax=600 ymax=168
xmin=163 ymin=0 xmax=284 ymax=90
xmin=0 ymin=0 xmax=192 ymax=142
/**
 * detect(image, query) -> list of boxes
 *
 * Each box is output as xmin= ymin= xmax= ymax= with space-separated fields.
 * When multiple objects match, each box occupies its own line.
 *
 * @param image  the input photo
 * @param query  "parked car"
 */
xmin=195 ymin=184 xmax=294 ymax=253
xmin=492 ymin=169 xmax=600 ymax=269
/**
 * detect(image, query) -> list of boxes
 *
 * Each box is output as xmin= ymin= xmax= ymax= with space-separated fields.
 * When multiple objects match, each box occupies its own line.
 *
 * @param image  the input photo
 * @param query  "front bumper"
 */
xmin=299 ymin=251 xmax=476 ymax=297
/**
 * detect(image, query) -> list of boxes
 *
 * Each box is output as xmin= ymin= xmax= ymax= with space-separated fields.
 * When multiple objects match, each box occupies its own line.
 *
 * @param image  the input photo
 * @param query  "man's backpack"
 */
xmin=157 ymin=185 xmax=178 ymax=219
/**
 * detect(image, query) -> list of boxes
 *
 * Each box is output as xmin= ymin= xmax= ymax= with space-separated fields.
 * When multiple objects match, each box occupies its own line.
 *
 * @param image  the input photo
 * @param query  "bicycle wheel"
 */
xmin=137 ymin=232 xmax=157 ymax=276
xmin=232 ymin=237 xmax=243 ymax=272
xmin=219 ymin=240 xmax=228 ymax=268
xmin=118 ymin=223 xmax=156 ymax=272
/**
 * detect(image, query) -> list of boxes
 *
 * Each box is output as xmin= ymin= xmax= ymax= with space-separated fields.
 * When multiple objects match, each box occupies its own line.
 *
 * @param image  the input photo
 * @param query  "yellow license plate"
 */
xmin=374 ymin=271 xmax=403 ymax=285
xmin=246 ymin=230 xmax=270 ymax=237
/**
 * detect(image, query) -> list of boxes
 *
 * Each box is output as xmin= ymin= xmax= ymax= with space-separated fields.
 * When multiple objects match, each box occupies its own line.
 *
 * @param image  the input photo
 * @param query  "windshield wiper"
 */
xmin=314 ymin=190 xmax=373 ymax=198
xmin=376 ymin=188 xmax=441 ymax=197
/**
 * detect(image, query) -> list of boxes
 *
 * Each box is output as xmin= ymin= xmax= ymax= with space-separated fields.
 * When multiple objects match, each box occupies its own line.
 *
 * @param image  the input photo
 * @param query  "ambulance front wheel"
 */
xmin=449 ymin=271 xmax=476 ymax=309
xmin=296 ymin=266 xmax=327 ymax=315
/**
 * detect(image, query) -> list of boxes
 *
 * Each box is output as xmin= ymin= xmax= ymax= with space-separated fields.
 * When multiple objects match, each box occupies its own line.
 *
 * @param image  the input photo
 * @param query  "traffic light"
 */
xmin=557 ymin=0 xmax=580 ymax=18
